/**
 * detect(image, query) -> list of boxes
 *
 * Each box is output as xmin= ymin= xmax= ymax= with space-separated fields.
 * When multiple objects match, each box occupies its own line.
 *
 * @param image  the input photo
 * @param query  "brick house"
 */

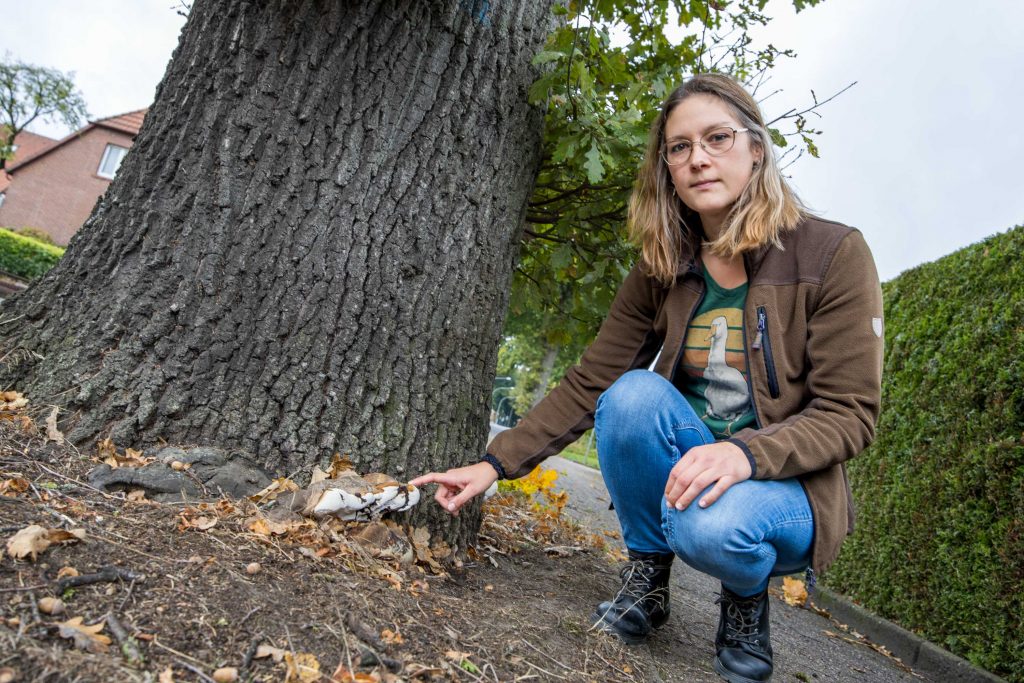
xmin=0 ymin=109 xmax=146 ymax=246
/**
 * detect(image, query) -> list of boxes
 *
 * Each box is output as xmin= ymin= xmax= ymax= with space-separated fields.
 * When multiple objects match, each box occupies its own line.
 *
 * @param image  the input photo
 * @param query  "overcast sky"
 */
xmin=2 ymin=1 xmax=1021 ymax=281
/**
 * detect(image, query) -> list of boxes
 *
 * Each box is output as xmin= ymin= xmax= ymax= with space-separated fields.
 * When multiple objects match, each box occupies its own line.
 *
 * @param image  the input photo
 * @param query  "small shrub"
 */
xmin=13 ymin=226 xmax=57 ymax=245
xmin=0 ymin=227 xmax=65 ymax=279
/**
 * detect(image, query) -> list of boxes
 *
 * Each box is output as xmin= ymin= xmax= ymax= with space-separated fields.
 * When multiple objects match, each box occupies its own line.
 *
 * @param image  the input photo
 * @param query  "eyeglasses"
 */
xmin=662 ymin=127 xmax=750 ymax=166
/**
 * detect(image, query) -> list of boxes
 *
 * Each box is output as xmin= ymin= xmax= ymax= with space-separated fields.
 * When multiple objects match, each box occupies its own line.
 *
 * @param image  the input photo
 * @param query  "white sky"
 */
xmin=2 ymin=0 xmax=1021 ymax=281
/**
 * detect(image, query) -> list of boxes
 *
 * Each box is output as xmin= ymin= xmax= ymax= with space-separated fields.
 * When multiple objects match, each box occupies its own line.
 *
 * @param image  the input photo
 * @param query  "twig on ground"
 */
xmin=335 ymin=606 xmax=356 ymax=677
xmin=56 ymin=565 xmax=144 ymax=593
xmin=237 ymin=605 xmax=261 ymax=628
xmin=175 ymin=659 xmax=216 ymax=683
xmin=345 ymin=613 xmax=388 ymax=652
xmin=152 ymin=638 xmax=213 ymax=668
xmin=106 ymin=611 xmax=144 ymax=664
xmin=117 ymin=578 xmax=138 ymax=611
xmin=520 ymin=637 xmax=572 ymax=671
xmin=33 ymin=462 xmax=115 ymax=499
xmin=0 ymin=585 xmax=48 ymax=593
xmin=241 ymin=633 xmax=263 ymax=672
xmin=593 ymin=649 xmax=637 ymax=682
xmin=523 ymin=659 xmax=566 ymax=680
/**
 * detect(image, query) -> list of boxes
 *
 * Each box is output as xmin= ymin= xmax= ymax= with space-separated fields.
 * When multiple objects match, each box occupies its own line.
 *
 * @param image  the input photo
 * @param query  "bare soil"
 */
xmin=0 ymin=419 xmax=655 ymax=683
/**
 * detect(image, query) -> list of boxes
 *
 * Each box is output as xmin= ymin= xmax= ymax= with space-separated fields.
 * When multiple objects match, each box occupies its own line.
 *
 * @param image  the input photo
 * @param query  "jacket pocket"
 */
xmin=752 ymin=306 xmax=780 ymax=399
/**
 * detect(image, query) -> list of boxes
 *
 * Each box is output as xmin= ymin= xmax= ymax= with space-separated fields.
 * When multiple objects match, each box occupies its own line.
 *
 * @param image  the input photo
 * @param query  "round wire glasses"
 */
xmin=662 ymin=127 xmax=750 ymax=166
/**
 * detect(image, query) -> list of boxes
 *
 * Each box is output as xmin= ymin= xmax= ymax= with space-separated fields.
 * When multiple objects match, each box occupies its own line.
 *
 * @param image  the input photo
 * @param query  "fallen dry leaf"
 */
xmin=6 ymin=525 xmax=86 ymax=560
xmin=782 ymin=576 xmax=808 ymax=607
xmin=249 ymin=477 xmax=300 ymax=503
xmin=326 ymin=453 xmax=355 ymax=478
xmin=44 ymin=406 xmax=65 ymax=445
xmin=310 ymin=466 xmax=330 ymax=484
xmin=0 ymin=666 xmax=17 ymax=683
xmin=56 ymin=566 xmax=79 ymax=579
xmin=0 ymin=391 xmax=28 ymax=412
xmin=126 ymin=489 xmax=147 ymax=502
xmin=57 ymin=616 xmax=112 ymax=653
xmin=331 ymin=665 xmax=379 ymax=683
xmin=0 ymin=477 xmax=30 ymax=498
xmin=380 ymin=628 xmax=404 ymax=645
xmin=284 ymin=651 xmax=321 ymax=683
xmin=245 ymin=516 xmax=302 ymax=536
xmin=255 ymin=644 xmax=286 ymax=663
xmin=158 ymin=666 xmax=175 ymax=683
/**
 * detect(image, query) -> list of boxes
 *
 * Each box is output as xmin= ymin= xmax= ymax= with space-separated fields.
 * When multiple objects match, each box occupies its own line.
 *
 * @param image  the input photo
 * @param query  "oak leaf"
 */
xmin=158 ymin=667 xmax=175 ymax=683
xmin=6 ymin=525 xmax=85 ymax=560
xmin=57 ymin=616 xmax=112 ymax=653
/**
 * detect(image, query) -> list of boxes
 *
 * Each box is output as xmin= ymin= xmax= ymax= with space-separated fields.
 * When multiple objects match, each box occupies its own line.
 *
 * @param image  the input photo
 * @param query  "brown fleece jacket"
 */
xmin=488 ymin=217 xmax=884 ymax=573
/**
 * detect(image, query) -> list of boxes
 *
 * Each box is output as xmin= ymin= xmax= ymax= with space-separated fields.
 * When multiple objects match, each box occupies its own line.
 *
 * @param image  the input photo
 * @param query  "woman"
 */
xmin=411 ymin=73 xmax=883 ymax=683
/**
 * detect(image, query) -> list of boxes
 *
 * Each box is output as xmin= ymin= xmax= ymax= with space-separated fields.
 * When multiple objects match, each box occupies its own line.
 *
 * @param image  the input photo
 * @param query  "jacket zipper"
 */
xmin=751 ymin=306 xmax=780 ymax=399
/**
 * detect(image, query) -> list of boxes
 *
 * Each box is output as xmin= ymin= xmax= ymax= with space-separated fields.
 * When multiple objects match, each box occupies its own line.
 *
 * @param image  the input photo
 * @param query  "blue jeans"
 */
xmin=594 ymin=370 xmax=813 ymax=596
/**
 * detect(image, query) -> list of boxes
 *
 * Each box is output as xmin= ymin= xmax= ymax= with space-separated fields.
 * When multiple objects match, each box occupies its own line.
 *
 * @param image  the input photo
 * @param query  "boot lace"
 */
xmin=715 ymin=592 xmax=762 ymax=646
xmin=613 ymin=558 xmax=668 ymax=609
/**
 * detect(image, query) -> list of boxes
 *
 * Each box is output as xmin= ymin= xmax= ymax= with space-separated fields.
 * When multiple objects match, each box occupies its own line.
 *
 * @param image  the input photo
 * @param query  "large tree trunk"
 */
xmin=0 ymin=0 xmax=553 ymax=546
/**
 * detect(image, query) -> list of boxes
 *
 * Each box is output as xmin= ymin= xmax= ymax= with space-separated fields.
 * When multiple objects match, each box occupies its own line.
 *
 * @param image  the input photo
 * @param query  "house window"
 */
xmin=0 ymin=192 xmax=5 ymax=208
xmin=97 ymin=144 xmax=129 ymax=179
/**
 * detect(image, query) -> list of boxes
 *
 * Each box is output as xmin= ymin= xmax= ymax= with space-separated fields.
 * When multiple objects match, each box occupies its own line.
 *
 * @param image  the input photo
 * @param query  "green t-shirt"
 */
xmin=673 ymin=269 xmax=757 ymax=439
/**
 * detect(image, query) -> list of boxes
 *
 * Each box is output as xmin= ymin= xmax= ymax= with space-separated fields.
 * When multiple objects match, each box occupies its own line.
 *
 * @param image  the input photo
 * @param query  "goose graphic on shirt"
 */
xmin=674 ymin=277 xmax=757 ymax=439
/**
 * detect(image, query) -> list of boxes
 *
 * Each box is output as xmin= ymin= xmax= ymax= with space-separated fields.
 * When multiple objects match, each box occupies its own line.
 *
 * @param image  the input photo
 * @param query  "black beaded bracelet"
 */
xmin=481 ymin=453 xmax=507 ymax=480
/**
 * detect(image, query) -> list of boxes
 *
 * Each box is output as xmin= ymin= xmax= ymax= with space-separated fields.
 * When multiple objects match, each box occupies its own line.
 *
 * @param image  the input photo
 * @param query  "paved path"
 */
xmin=543 ymin=455 xmax=932 ymax=683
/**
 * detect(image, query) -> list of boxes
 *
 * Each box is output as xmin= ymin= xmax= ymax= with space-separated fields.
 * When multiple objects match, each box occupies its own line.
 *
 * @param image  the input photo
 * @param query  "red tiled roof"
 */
xmin=93 ymin=109 xmax=147 ymax=136
xmin=1 ymin=129 xmax=59 ymax=192
xmin=3 ymin=108 xmax=148 ymax=177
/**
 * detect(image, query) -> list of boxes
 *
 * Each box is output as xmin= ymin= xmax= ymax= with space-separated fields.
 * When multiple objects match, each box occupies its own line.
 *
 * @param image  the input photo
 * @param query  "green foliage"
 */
xmin=503 ymin=0 xmax=838 ymax=385
xmin=826 ymin=226 xmax=1024 ymax=682
xmin=0 ymin=227 xmax=65 ymax=279
xmin=12 ymin=226 xmax=57 ymax=245
xmin=0 ymin=56 xmax=89 ymax=169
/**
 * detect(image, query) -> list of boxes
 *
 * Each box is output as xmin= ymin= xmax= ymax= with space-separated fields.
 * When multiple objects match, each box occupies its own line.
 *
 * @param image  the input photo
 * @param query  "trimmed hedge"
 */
xmin=0 ymin=227 xmax=65 ymax=279
xmin=827 ymin=225 xmax=1024 ymax=681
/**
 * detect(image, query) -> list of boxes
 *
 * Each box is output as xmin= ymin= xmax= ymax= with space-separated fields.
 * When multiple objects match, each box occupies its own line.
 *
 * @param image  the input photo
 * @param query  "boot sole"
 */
xmin=713 ymin=657 xmax=770 ymax=683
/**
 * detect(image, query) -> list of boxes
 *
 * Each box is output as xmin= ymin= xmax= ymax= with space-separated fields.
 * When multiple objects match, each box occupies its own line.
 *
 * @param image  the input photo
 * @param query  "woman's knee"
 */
xmin=663 ymin=501 xmax=756 ymax=564
xmin=596 ymin=370 xmax=672 ymax=428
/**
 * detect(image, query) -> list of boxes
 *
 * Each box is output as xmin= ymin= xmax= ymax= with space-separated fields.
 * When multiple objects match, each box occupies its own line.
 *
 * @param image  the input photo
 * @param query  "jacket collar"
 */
xmin=675 ymin=242 xmax=772 ymax=280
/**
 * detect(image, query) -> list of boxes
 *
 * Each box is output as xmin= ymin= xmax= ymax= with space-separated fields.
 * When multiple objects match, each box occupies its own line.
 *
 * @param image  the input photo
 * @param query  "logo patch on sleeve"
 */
xmin=872 ymin=317 xmax=883 ymax=338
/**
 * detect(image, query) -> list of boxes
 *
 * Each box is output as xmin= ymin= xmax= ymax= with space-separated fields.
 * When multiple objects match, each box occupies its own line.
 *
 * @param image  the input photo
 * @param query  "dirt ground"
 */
xmin=1 ymin=413 xmax=665 ymax=683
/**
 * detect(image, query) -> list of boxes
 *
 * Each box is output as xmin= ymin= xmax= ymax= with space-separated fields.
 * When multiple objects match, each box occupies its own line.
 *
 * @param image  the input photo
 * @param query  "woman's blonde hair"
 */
xmin=628 ymin=73 xmax=805 ymax=285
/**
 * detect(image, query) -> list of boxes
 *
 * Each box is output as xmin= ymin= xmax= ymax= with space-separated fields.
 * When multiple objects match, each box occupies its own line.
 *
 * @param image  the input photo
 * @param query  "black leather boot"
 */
xmin=714 ymin=586 xmax=774 ymax=683
xmin=591 ymin=550 xmax=673 ymax=645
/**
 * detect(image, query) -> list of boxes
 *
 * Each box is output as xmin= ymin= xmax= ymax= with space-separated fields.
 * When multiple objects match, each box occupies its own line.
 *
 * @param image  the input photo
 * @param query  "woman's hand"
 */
xmin=409 ymin=461 xmax=499 ymax=516
xmin=664 ymin=441 xmax=752 ymax=510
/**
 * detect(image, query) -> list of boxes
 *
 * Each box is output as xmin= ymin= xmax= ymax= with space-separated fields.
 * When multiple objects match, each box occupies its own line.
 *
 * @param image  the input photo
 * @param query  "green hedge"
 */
xmin=0 ymin=227 xmax=65 ymax=279
xmin=826 ymin=225 xmax=1024 ymax=681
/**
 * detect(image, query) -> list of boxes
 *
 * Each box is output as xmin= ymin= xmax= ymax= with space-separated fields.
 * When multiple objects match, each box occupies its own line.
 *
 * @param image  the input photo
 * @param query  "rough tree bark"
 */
xmin=0 ymin=0 xmax=554 ymax=546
